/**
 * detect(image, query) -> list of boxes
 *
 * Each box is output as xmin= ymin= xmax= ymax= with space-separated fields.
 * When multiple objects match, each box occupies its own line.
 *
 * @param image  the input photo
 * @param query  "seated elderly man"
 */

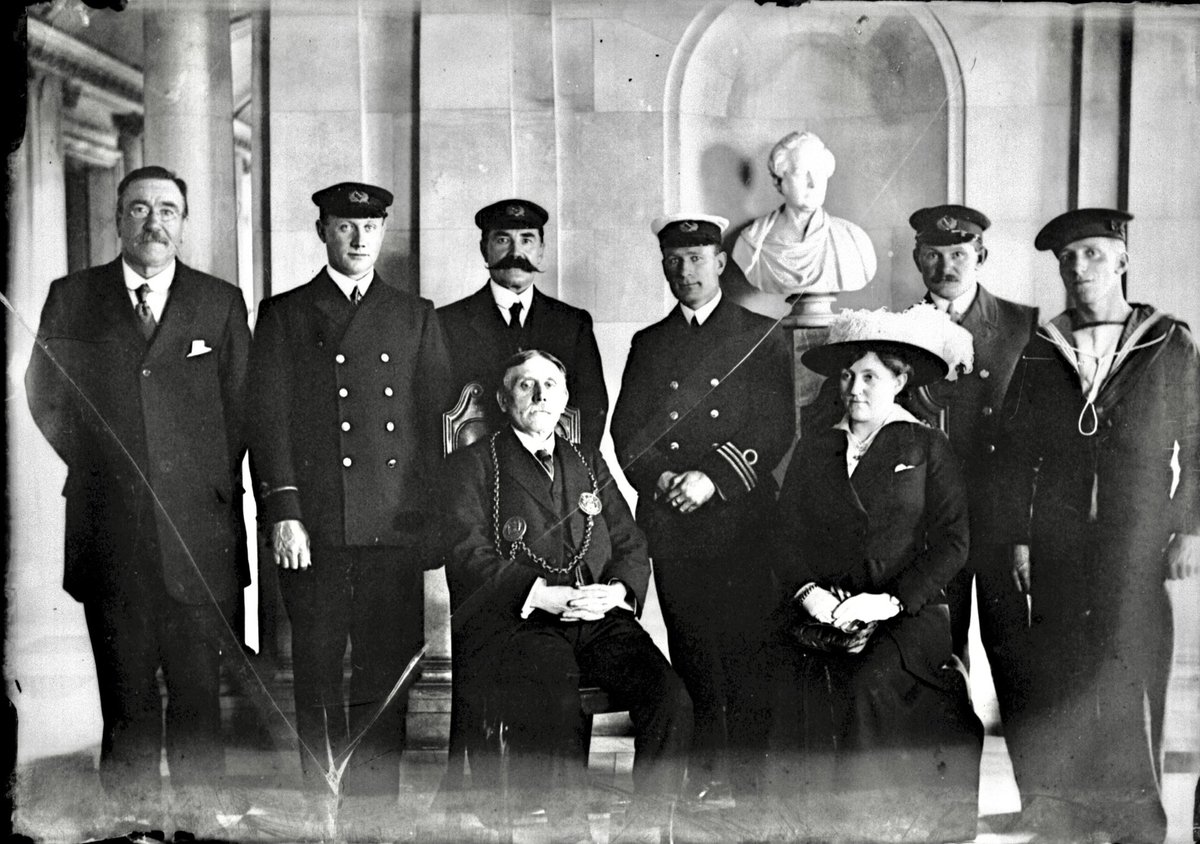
xmin=442 ymin=349 xmax=692 ymax=825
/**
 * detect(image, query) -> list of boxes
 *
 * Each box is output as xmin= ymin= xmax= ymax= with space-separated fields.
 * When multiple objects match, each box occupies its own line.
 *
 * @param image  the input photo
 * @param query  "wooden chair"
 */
xmin=440 ymin=382 xmax=619 ymax=795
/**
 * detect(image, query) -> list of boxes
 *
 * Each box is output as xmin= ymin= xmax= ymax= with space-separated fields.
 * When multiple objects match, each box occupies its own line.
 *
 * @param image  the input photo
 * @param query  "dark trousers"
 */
xmin=279 ymin=546 xmax=423 ymax=795
xmin=653 ymin=553 xmax=773 ymax=791
xmin=83 ymin=576 xmax=234 ymax=803
xmin=470 ymin=611 xmax=692 ymax=802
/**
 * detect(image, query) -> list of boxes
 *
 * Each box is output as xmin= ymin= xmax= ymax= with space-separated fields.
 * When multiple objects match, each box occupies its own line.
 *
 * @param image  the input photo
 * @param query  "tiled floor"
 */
xmin=12 ymin=732 xmax=1199 ymax=843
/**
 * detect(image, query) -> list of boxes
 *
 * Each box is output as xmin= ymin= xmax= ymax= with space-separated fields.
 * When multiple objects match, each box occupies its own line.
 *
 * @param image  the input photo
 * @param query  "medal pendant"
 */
xmin=502 ymin=516 xmax=528 ymax=542
xmin=578 ymin=492 xmax=602 ymax=516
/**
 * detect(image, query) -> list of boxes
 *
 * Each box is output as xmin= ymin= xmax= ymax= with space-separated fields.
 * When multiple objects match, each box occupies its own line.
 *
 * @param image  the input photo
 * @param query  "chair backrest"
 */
xmin=443 ymin=381 xmax=582 ymax=456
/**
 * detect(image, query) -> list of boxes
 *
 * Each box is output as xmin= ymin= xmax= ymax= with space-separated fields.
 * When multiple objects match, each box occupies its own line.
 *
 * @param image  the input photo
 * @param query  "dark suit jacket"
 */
xmin=774 ymin=421 xmax=969 ymax=686
xmin=248 ymin=270 xmax=454 ymax=550
xmin=437 ymin=284 xmax=608 ymax=449
xmin=441 ymin=427 xmax=650 ymax=664
xmin=921 ymin=285 xmax=1036 ymax=546
xmin=806 ymin=285 xmax=1036 ymax=549
xmin=26 ymin=257 xmax=251 ymax=605
xmin=610 ymin=296 xmax=794 ymax=559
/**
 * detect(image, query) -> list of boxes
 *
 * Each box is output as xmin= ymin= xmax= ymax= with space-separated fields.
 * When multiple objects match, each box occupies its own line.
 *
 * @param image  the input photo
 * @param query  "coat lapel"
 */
xmin=848 ymin=423 xmax=915 ymax=498
xmin=309 ymin=270 xmax=355 ymax=345
xmin=557 ymin=435 xmax=590 ymax=549
xmin=499 ymin=428 xmax=558 ymax=517
xmin=466 ymin=284 xmax=507 ymax=347
xmin=961 ymin=285 xmax=998 ymax=344
xmin=144 ymin=263 xmax=199 ymax=362
xmin=811 ymin=430 xmax=865 ymax=515
xmin=94 ymin=259 xmax=149 ymax=347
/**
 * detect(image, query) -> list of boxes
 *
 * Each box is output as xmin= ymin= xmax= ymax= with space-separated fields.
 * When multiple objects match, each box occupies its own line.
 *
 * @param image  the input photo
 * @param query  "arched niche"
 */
xmin=664 ymin=2 xmax=964 ymax=316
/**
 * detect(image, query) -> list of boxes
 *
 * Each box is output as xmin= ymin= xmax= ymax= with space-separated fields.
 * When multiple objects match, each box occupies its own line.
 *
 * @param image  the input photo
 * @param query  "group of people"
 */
xmin=24 ymin=162 xmax=1198 ymax=844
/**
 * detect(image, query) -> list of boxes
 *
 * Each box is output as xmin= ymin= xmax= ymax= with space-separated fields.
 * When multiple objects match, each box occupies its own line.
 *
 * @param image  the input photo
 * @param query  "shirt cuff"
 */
xmin=520 ymin=577 xmax=549 ymax=619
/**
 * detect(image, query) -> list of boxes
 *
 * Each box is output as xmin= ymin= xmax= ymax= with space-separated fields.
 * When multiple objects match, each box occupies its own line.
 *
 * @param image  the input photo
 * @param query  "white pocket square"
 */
xmin=894 ymin=463 xmax=917 ymax=473
xmin=187 ymin=340 xmax=213 ymax=357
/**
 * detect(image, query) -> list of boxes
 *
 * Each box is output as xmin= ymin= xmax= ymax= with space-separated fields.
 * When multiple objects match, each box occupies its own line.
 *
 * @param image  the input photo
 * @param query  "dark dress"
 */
xmin=767 ymin=419 xmax=983 ymax=843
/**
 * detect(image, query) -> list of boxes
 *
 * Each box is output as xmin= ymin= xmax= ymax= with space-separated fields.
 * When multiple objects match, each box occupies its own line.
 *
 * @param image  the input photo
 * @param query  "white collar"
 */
xmin=490 ymin=280 xmax=535 ymax=311
xmin=123 ymin=258 xmax=176 ymax=292
xmin=326 ymin=264 xmax=375 ymax=300
xmin=511 ymin=425 xmax=556 ymax=457
xmin=680 ymin=289 xmax=722 ymax=326
xmin=929 ymin=282 xmax=978 ymax=317
xmin=833 ymin=402 xmax=923 ymax=434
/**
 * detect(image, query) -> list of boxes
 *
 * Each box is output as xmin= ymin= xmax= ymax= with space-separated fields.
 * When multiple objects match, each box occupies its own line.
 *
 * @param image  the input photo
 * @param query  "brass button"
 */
xmin=981 ymin=406 xmax=993 ymax=417
xmin=342 ymin=457 xmax=353 ymax=468
xmin=668 ymin=411 xmax=679 ymax=421
xmin=385 ymin=421 xmax=395 ymax=432
xmin=709 ymin=378 xmax=719 ymax=387
xmin=380 ymin=352 xmax=390 ymax=362
xmin=985 ymin=444 xmax=996 ymax=454
xmin=335 ymin=353 xmax=346 ymax=364
xmin=710 ymin=409 xmax=719 ymax=418
xmin=384 ymin=386 xmax=394 ymax=397
xmin=669 ymin=441 xmax=680 ymax=451
xmin=141 ymin=368 xmax=152 ymax=377
xmin=386 ymin=458 xmax=397 ymax=468
xmin=341 ymin=421 xmax=351 ymax=432
xmin=979 ymin=369 xmax=990 ymax=379
xmin=669 ymin=381 xmax=679 ymax=390
xmin=339 ymin=387 xmax=349 ymax=398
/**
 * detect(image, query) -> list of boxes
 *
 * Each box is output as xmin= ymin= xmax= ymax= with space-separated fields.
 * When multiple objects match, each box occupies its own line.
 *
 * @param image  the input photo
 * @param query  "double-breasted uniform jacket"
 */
xmin=437 ymin=284 xmax=609 ymax=449
xmin=26 ymin=257 xmax=251 ymax=604
xmin=920 ymin=285 xmax=1037 ymax=548
xmin=248 ymin=270 xmax=454 ymax=551
xmin=773 ymin=421 xmax=970 ymax=688
xmin=441 ymin=427 xmax=650 ymax=665
xmin=610 ymin=297 xmax=794 ymax=559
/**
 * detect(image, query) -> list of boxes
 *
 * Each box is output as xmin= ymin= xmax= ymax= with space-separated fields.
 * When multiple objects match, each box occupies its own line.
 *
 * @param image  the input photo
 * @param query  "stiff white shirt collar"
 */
xmin=326 ymin=264 xmax=375 ymax=302
xmin=929 ymin=282 xmax=978 ymax=319
xmin=511 ymin=425 xmax=556 ymax=458
xmin=123 ymin=258 xmax=176 ymax=322
xmin=834 ymin=403 xmax=923 ymax=476
xmin=490 ymin=280 xmax=535 ymax=327
xmin=680 ymin=288 xmax=722 ymax=326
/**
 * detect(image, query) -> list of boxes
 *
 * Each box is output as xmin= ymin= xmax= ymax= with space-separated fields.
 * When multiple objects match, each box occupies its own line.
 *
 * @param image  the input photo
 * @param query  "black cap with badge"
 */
xmin=1034 ymin=208 xmax=1133 ymax=253
xmin=475 ymin=199 xmax=549 ymax=232
xmin=312 ymin=182 xmax=393 ymax=218
xmin=909 ymin=204 xmax=991 ymax=246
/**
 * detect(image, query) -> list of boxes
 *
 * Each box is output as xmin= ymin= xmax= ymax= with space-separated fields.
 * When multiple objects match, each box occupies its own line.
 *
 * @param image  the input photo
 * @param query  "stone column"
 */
xmin=112 ymin=111 xmax=144 ymax=176
xmin=8 ymin=70 xmax=103 ymax=763
xmin=141 ymin=2 xmax=239 ymax=284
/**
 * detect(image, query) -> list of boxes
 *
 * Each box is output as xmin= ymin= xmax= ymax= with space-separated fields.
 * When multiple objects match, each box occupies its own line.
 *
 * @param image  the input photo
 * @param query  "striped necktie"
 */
xmin=134 ymin=284 xmax=156 ymax=340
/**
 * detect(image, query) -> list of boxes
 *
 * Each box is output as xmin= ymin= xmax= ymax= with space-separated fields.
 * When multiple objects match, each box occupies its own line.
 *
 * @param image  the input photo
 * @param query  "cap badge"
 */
xmin=349 ymin=190 xmax=369 ymax=204
xmin=680 ymin=221 xmax=699 ymax=232
xmin=936 ymin=215 xmax=958 ymax=231
xmin=507 ymin=204 xmax=526 ymax=217
xmin=1108 ymin=219 xmax=1123 ymax=233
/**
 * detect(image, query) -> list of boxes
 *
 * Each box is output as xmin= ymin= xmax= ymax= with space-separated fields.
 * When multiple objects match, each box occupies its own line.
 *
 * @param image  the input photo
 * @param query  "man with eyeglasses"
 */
xmin=26 ymin=165 xmax=251 ymax=834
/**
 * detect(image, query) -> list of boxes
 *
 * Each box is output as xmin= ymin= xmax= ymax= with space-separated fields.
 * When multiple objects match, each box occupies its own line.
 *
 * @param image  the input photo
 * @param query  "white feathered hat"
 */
xmin=801 ymin=303 xmax=975 ymax=387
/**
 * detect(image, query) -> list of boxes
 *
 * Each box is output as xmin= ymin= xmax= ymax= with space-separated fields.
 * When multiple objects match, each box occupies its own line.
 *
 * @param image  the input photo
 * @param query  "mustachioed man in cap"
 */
xmin=906 ymin=204 xmax=1040 ymax=719
xmin=610 ymin=213 xmax=795 ymax=805
xmin=437 ymin=199 xmax=608 ymax=449
xmin=247 ymin=181 xmax=455 ymax=796
xmin=994 ymin=208 xmax=1200 ymax=843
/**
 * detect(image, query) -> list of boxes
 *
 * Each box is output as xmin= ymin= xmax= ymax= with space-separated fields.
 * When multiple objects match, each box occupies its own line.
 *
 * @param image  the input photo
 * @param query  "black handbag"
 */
xmin=789 ymin=611 xmax=878 ymax=655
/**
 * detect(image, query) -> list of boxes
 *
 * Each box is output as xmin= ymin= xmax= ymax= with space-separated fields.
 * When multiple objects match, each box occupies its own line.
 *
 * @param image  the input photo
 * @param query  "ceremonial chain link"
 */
xmin=490 ymin=431 xmax=597 ymax=577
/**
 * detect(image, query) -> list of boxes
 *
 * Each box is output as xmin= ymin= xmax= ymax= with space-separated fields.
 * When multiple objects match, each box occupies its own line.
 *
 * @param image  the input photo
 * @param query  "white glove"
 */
xmin=796 ymin=583 xmax=841 ymax=624
xmin=831 ymin=592 xmax=901 ymax=630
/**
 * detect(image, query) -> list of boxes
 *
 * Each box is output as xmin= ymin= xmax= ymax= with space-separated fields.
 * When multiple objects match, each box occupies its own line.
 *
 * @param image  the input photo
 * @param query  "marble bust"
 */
xmin=732 ymin=131 xmax=877 ymax=296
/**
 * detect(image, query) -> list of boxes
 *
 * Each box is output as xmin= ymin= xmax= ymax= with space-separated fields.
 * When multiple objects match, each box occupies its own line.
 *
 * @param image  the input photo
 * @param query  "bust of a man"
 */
xmin=732 ymin=131 xmax=877 ymax=296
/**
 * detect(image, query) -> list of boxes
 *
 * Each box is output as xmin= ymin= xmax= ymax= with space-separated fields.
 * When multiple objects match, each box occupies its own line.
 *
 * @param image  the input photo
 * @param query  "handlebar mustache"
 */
xmin=487 ymin=255 xmax=543 ymax=273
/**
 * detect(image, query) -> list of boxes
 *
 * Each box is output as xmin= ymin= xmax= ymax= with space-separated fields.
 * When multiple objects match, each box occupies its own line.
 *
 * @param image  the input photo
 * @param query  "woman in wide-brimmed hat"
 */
xmin=765 ymin=304 xmax=984 ymax=842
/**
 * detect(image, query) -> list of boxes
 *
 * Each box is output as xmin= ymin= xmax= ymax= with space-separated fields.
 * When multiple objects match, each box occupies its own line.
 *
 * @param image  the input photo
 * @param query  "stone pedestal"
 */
xmin=782 ymin=292 xmax=838 ymax=438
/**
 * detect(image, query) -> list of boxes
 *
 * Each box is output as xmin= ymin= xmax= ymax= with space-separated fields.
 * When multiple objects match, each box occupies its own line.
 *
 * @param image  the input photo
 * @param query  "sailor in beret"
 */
xmin=611 ymin=212 xmax=795 ymax=805
xmin=437 ymin=198 xmax=609 ymax=449
xmin=994 ymin=208 xmax=1200 ymax=841
xmin=247 ymin=181 xmax=455 ymax=796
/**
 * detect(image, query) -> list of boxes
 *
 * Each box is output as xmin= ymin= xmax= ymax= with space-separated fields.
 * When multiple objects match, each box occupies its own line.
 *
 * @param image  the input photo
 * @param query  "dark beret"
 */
xmin=651 ymin=213 xmax=729 ymax=249
xmin=475 ymin=199 xmax=549 ymax=232
xmin=311 ymin=182 xmax=393 ymax=218
xmin=1034 ymin=208 xmax=1133 ymax=253
xmin=909 ymin=204 xmax=991 ymax=246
